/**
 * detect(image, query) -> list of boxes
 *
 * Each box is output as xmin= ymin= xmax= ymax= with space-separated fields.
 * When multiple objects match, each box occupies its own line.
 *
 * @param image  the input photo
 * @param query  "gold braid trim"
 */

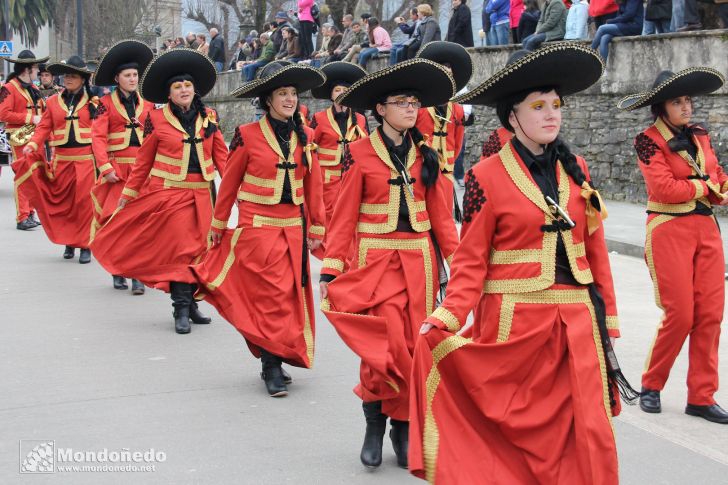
xmin=206 ymin=227 xmax=244 ymax=290
xmin=322 ymin=258 xmax=344 ymax=272
xmin=430 ymin=306 xmax=461 ymax=332
xmin=211 ymin=218 xmax=227 ymax=230
xmin=121 ymin=187 xmax=139 ymax=198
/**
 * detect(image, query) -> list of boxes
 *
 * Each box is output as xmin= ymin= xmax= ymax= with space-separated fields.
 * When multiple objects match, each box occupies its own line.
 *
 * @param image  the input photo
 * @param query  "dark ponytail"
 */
xmin=409 ymin=125 xmax=439 ymax=187
xmin=192 ymin=93 xmax=217 ymax=138
xmin=84 ymin=77 xmax=98 ymax=119
xmin=552 ymin=136 xmax=587 ymax=187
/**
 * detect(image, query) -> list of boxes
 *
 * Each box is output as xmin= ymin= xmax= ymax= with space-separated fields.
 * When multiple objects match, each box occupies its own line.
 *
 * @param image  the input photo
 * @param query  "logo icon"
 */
xmin=19 ymin=440 xmax=55 ymax=474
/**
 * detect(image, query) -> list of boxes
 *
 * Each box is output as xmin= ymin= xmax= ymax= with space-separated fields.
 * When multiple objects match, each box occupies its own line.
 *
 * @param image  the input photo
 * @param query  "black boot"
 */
xmin=189 ymin=299 xmax=211 ymax=324
xmin=112 ymin=275 xmax=128 ymax=290
xmin=260 ymin=350 xmax=288 ymax=397
xmin=390 ymin=419 xmax=409 ymax=469
xmin=131 ymin=279 xmax=145 ymax=295
xmin=79 ymin=248 xmax=91 ymax=264
xmin=639 ymin=388 xmax=661 ymax=414
xmin=63 ymin=246 xmax=75 ymax=259
xmin=281 ymin=367 xmax=293 ymax=385
xmin=360 ymin=401 xmax=387 ymax=468
xmin=170 ymin=282 xmax=192 ymax=334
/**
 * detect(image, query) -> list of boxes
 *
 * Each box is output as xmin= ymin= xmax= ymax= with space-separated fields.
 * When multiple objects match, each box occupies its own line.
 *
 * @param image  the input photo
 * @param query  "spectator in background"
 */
xmin=482 ymin=7 xmax=492 ymax=45
xmin=447 ymin=0 xmax=474 ymax=47
xmin=643 ymin=0 xmax=672 ymax=34
xmin=521 ymin=0 xmax=566 ymax=50
xmin=358 ymin=17 xmax=392 ymax=67
xmin=406 ymin=4 xmax=441 ymax=59
xmin=676 ymin=0 xmax=701 ymax=30
xmin=242 ymin=32 xmax=276 ymax=81
xmin=485 ymin=0 xmax=511 ymax=45
xmin=208 ymin=28 xmax=226 ymax=71
xmin=271 ymin=12 xmax=292 ymax=53
xmin=718 ymin=0 xmax=728 ymax=28
xmin=510 ymin=0 xmax=525 ymax=43
xmin=298 ymin=0 xmax=316 ymax=59
xmin=275 ymin=27 xmax=303 ymax=62
xmin=173 ymin=36 xmax=185 ymax=48
xmin=390 ymin=8 xmax=419 ymax=65
xmin=196 ymin=33 xmax=209 ymax=56
xmin=185 ymin=32 xmax=199 ymax=49
xmin=343 ymin=21 xmax=368 ymax=63
xmin=361 ymin=12 xmax=372 ymax=26
xmin=330 ymin=14 xmax=355 ymax=62
xmin=518 ymin=0 xmax=541 ymax=40
xmin=564 ymin=0 xmax=590 ymax=39
xmin=229 ymin=39 xmax=247 ymax=70
xmin=590 ymin=0 xmax=619 ymax=27
xmin=670 ymin=0 xmax=685 ymax=31
xmin=591 ymin=0 xmax=643 ymax=60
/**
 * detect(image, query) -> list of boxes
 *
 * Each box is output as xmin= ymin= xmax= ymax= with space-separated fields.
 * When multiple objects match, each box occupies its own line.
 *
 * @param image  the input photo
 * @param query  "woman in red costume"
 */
xmin=618 ymin=67 xmax=728 ymax=424
xmin=0 ymin=50 xmax=48 ymax=231
xmin=412 ymin=44 xmax=638 ymax=484
xmin=414 ymin=41 xmax=473 ymax=221
xmin=191 ymin=62 xmax=326 ymax=397
xmin=91 ymin=49 xmax=227 ymax=334
xmin=90 ymin=40 xmax=155 ymax=294
xmin=319 ymin=59 xmax=459 ymax=470
xmin=22 ymin=56 xmax=97 ymax=263
xmin=309 ymin=62 xmax=368 ymax=255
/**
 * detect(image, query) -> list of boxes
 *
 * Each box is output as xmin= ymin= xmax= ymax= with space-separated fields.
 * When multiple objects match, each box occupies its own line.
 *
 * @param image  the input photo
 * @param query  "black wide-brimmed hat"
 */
xmin=6 ymin=49 xmax=49 ymax=64
xmin=47 ymin=55 xmax=93 ymax=77
xmin=94 ymin=40 xmax=154 ymax=86
xmin=335 ymin=58 xmax=455 ymax=110
xmin=230 ymin=62 xmax=325 ymax=99
xmin=416 ymin=41 xmax=473 ymax=92
xmin=617 ymin=67 xmax=725 ymax=111
xmin=38 ymin=63 xmax=49 ymax=73
xmin=311 ymin=62 xmax=367 ymax=100
xmin=453 ymin=43 xmax=604 ymax=107
xmin=140 ymin=48 xmax=217 ymax=104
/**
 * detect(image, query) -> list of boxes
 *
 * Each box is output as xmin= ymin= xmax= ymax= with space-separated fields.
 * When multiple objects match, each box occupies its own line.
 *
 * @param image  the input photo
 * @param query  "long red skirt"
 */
xmin=322 ymin=232 xmax=438 ymax=421
xmin=10 ymin=144 xmax=43 ymax=222
xmin=409 ymin=287 xmax=618 ymax=484
xmin=13 ymin=147 xmax=95 ymax=247
xmin=191 ymin=201 xmax=315 ymax=368
xmin=311 ymin=171 xmax=342 ymax=260
xmin=91 ymin=174 xmax=213 ymax=291
xmin=90 ymin=155 xmax=139 ymax=239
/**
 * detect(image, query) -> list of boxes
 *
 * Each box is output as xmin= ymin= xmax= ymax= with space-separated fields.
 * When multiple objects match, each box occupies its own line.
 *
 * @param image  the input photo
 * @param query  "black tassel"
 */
xmin=453 ymin=190 xmax=463 ymax=224
xmin=611 ymin=369 xmax=640 ymax=404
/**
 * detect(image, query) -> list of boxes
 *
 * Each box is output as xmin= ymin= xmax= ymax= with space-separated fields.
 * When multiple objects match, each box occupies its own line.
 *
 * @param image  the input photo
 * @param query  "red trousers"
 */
xmin=643 ymin=213 xmax=724 ymax=405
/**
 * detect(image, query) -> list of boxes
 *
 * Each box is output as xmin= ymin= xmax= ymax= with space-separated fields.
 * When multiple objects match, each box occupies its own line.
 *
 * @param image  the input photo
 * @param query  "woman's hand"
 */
xmin=419 ymin=323 xmax=435 ymax=335
xmin=104 ymin=171 xmax=120 ymax=183
xmin=308 ymin=238 xmax=322 ymax=251
xmin=610 ymin=336 xmax=616 ymax=348
xmin=319 ymin=281 xmax=328 ymax=300
xmin=117 ymin=198 xmax=128 ymax=209
xmin=210 ymin=230 xmax=222 ymax=246
xmin=22 ymin=145 xmax=34 ymax=156
xmin=719 ymin=194 xmax=728 ymax=206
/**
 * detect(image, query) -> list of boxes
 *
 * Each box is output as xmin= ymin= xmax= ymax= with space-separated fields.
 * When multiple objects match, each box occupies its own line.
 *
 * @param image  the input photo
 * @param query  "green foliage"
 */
xmin=0 ymin=0 xmax=55 ymax=46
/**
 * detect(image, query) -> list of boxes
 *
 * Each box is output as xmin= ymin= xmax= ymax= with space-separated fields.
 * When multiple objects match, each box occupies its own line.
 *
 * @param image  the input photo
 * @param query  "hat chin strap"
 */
xmin=383 ymin=117 xmax=407 ymax=143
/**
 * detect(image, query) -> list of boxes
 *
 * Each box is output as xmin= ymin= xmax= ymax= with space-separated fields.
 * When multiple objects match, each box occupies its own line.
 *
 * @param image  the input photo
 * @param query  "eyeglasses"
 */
xmin=384 ymin=100 xmax=422 ymax=109
xmin=170 ymin=80 xmax=193 ymax=89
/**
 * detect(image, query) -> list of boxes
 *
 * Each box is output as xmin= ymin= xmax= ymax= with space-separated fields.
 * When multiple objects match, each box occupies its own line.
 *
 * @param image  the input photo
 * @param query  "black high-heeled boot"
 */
xmin=63 ymin=246 xmax=75 ymax=259
xmin=260 ymin=350 xmax=288 ymax=397
xmin=389 ymin=419 xmax=409 ymax=468
xmin=131 ymin=279 xmax=145 ymax=295
xmin=78 ymin=248 xmax=91 ymax=264
xmin=170 ymin=282 xmax=192 ymax=334
xmin=360 ymin=401 xmax=387 ymax=468
xmin=112 ymin=275 xmax=128 ymax=290
xmin=189 ymin=300 xmax=211 ymax=324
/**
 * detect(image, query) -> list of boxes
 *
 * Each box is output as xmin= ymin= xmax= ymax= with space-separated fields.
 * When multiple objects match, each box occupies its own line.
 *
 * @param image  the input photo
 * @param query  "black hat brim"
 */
xmin=453 ymin=42 xmax=604 ymax=107
xmin=6 ymin=50 xmax=49 ymax=64
xmin=617 ymin=67 xmax=725 ymax=110
xmin=140 ymin=49 xmax=217 ymax=104
xmin=310 ymin=62 xmax=367 ymax=100
xmin=47 ymin=62 xmax=92 ymax=77
xmin=231 ymin=64 xmax=326 ymax=98
xmin=416 ymin=41 xmax=473 ymax=92
xmin=336 ymin=58 xmax=456 ymax=110
xmin=94 ymin=40 xmax=154 ymax=86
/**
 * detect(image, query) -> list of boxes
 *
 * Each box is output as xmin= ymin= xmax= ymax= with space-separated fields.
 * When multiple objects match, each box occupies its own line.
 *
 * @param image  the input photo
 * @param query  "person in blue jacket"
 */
xmin=485 ymin=0 xmax=511 ymax=45
xmin=591 ymin=0 xmax=644 ymax=60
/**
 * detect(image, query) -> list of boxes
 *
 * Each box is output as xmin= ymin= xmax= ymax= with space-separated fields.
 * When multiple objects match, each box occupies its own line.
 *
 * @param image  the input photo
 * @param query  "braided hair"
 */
xmin=83 ymin=76 xmax=98 ymax=119
xmin=495 ymin=86 xmax=587 ymax=187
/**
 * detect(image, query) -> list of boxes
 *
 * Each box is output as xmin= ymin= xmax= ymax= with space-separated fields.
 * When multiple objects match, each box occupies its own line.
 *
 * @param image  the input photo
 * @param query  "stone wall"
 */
xmin=205 ymin=31 xmax=728 ymax=204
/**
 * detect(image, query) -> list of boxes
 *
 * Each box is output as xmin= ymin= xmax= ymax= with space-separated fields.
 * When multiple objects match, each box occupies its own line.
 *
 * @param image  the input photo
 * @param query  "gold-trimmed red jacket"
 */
xmin=424 ymin=141 xmax=620 ymax=337
xmin=312 ymin=107 xmax=368 ymax=183
xmin=320 ymin=129 xmax=460 ymax=278
xmin=415 ymin=102 xmax=465 ymax=178
xmin=635 ymin=117 xmax=728 ymax=214
xmin=27 ymin=91 xmax=94 ymax=152
xmin=91 ymin=90 xmax=155 ymax=177
xmin=119 ymin=104 xmax=227 ymax=200
xmin=210 ymin=116 xmax=325 ymax=239
xmin=0 ymin=78 xmax=45 ymax=143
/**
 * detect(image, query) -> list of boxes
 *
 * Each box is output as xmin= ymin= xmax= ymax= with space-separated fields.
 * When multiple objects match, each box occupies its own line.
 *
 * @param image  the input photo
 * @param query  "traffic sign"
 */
xmin=0 ymin=41 xmax=13 ymax=56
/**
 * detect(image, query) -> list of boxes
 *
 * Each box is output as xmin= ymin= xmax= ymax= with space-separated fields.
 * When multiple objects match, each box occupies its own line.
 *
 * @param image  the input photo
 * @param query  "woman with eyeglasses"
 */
xmin=90 ymin=49 xmax=227 ymax=335
xmin=618 ymin=68 xmax=728 ymax=424
xmin=319 ymin=59 xmax=459 ymax=470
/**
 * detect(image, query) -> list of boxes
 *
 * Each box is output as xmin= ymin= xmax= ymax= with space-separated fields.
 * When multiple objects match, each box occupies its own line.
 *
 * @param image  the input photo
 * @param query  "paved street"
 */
xmin=1 ymin=172 xmax=727 ymax=484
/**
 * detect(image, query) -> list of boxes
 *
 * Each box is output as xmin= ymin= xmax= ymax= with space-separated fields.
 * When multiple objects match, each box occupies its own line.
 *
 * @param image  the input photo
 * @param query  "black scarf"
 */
xmin=170 ymin=102 xmax=202 ymax=173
